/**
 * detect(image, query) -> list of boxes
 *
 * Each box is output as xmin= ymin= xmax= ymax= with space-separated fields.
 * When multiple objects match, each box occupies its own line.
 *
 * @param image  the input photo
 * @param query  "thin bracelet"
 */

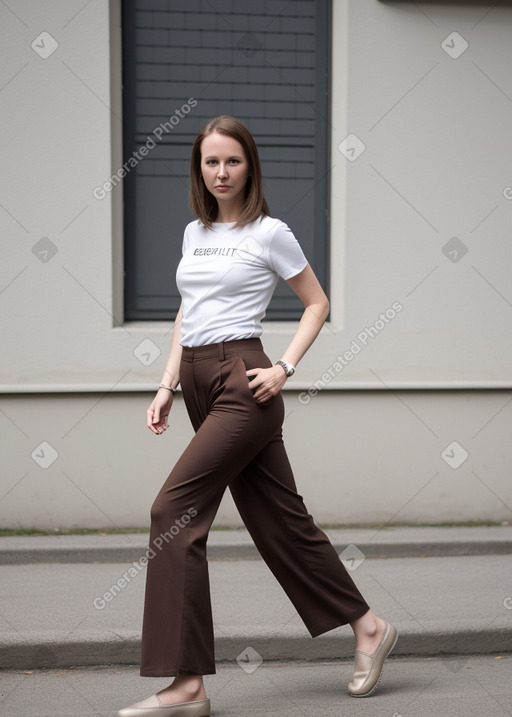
xmin=159 ymin=384 xmax=176 ymax=393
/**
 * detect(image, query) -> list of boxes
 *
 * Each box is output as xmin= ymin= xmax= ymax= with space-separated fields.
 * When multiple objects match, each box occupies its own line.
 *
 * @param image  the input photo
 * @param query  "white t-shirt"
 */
xmin=176 ymin=215 xmax=308 ymax=347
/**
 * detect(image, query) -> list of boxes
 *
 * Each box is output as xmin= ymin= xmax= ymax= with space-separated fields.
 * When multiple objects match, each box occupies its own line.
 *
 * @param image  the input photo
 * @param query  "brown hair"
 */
xmin=188 ymin=115 xmax=270 ymax=229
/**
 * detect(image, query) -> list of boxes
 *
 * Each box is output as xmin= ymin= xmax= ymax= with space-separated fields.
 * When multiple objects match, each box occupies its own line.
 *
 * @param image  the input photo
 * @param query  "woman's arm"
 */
xmin=247 ymin=264 xmax=329 ymax=403
xmin=146 ymin=304 xmax=184 ymax=434
xmin=279 ymin=263 xmax=330 ymax=367
xmin=160 ymin=303 xmax=184 ymax=389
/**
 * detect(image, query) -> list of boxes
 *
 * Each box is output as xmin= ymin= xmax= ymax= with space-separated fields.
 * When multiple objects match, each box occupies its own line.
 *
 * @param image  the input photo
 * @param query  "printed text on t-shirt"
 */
xmin=193 ymin=247 xmax=236 ymax=256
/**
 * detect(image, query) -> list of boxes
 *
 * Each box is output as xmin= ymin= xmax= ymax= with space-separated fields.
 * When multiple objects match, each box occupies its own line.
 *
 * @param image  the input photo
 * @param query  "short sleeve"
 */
xmin=267 ymin=221 xmax=308 ymax=280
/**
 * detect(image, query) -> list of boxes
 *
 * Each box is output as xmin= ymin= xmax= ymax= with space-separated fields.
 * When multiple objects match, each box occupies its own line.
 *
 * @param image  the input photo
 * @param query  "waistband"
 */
xmin=181 ymin=338 xmax=263 ymax=361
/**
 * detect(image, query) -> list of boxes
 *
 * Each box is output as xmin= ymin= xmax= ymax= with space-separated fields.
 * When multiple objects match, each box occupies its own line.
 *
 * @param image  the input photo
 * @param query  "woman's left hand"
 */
xmin=246 ymin=365 xmax=287 ymax=404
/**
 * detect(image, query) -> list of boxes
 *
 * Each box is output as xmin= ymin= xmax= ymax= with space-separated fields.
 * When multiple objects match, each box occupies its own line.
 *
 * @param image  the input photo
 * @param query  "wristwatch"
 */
xmin=276 ymin=359 xmax=295 ymax=377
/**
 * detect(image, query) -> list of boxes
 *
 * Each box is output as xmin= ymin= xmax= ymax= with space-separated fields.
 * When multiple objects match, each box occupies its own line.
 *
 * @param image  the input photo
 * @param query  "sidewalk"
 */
xmin=2 ymin=656 xmax=512 ymax=717
xmin=1 ymin=526 xmax=511 ymax=671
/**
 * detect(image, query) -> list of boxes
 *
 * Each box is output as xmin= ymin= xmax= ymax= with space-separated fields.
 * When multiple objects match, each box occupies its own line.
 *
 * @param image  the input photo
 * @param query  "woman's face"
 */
xmin=200 ymin=131 xmax=250 ymax=210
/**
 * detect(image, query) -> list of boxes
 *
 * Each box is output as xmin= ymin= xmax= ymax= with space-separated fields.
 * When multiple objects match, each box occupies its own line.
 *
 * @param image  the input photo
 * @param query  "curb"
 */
xmin=1 ymin=624 xmax=511 ymax=671
xmin=2 ymin=539 xmax=512 ymax=565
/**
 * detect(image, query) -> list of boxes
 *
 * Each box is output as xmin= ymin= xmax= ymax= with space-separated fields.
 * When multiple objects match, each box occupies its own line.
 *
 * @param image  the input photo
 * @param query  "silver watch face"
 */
xmin=278 ymin=360 xmax=294 ymax=376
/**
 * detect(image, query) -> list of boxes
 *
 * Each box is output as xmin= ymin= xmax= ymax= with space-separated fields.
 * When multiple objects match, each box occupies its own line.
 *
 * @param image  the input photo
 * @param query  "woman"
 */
xmin=119 ymin=116 xmax=397 ymax=717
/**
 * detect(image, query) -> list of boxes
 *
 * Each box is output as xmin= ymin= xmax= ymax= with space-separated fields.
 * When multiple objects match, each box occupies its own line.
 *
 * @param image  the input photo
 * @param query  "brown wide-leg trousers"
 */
xmin=140 ymin=338 xmax=370 ymax=677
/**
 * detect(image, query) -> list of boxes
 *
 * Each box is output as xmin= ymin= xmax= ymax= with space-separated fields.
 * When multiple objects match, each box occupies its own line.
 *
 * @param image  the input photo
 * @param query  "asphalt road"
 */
xmin=0 ymin=655 xmax=511 ymax=717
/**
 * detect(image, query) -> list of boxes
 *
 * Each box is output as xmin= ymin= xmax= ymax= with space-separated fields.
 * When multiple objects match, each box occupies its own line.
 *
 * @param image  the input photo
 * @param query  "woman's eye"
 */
xmin=204 ymin=158 xmax=241 ymax=166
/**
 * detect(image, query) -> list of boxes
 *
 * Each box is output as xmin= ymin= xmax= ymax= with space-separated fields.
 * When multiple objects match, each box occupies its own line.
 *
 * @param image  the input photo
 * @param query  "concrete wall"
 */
xmin=1 ymin=389 xmax=511 ymax=529
xmin=1 ymin=0 xmax=511 ymax=529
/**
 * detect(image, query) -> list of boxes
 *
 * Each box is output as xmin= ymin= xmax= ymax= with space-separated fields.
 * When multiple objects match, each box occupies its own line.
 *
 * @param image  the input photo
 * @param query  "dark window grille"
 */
xmin=122 ymin=0 xmax=331 ymax=320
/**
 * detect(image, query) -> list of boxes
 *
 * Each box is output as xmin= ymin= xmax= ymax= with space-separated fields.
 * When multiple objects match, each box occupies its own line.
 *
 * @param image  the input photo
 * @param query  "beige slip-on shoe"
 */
xmin=348 ymin=621 xmax=398 ymax=697
xmin=117 ymin=694 xmax=210 ymax=717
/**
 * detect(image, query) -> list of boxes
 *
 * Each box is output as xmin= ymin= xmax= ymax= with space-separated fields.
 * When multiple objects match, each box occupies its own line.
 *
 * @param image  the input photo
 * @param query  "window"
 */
xmin=123 ymin=0 xmax=331 ymax=320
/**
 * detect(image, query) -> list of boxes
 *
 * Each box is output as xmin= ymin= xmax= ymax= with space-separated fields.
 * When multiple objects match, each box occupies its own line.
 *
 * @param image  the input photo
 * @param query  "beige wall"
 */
xmin=1 ymin=1 xmax=511 ymax=528
xmin=1 ymin=388 xmax=511 ymax=529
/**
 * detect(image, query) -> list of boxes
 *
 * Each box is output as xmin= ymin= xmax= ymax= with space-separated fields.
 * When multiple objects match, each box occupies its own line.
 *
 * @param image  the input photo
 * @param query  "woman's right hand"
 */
xmin=146 ymin=389 xmax=174 ymax=435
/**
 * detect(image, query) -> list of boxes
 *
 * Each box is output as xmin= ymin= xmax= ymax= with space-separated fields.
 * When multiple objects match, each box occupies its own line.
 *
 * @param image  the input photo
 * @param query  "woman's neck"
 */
xmin=215 ymin=199 xmax=244 ymax=224
xmin=215 ymin=212 xmax=242 ymax=224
